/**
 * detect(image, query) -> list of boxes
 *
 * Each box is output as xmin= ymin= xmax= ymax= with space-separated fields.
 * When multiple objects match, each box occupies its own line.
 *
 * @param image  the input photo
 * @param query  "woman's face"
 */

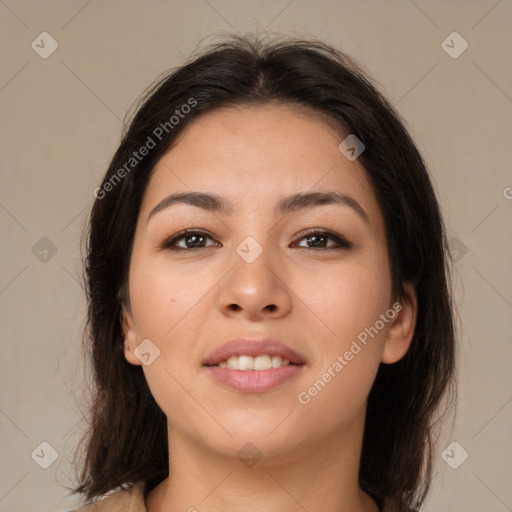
xmin=122 ymin=104 xmax=415 ymax=461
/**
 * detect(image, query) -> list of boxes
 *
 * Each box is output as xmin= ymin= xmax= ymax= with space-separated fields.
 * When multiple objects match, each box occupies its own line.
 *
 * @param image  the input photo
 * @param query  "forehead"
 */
xmin=140 ymin=104 xmax=384 ymax=235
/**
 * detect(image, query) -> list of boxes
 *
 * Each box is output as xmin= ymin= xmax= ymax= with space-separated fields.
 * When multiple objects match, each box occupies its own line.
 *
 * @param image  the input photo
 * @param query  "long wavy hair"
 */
xmin=74 ymin=34 xmax=456 ymax=511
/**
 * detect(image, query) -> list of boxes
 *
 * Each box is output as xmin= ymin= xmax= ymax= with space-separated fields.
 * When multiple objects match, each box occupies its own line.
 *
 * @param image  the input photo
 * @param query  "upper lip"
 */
xmin=203 ymin=338 xmax=306 ymax=366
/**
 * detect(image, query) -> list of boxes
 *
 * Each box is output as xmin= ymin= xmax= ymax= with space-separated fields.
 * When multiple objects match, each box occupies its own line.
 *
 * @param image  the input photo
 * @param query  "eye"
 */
xmin=292 ymin=229 xmax=352 ymax=250
xmin=161 ymin=228 xmax=352 ymax=251
xmin=161 ymin=229 xmax=220 ymax=250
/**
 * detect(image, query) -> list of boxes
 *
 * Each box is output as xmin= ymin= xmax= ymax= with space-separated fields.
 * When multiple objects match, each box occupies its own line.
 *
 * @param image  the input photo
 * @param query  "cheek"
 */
xmin=295 ymin=263 xmax=390 ymax=421
xmin=300 ymin=255 xmax=391 ymax=346
xmin=293 ymin=250 xmax=391 ymax=409
xmin=128 ymin=256 xmax=210 ymax=340
xmin=129 ymin=271 xmax=169 ymax=338
xmin=127 ymin=259 xmax=214 ymax=426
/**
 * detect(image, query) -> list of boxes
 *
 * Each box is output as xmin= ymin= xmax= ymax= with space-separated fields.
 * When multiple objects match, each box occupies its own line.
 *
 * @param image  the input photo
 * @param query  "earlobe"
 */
xmin=381 ymin=283 xmax=418 ymax=364
xmin=121 ymin=304 xmax=142 ymax=366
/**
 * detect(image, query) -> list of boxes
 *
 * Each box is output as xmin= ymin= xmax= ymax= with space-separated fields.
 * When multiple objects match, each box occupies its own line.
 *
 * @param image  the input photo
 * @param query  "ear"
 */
xmin=381 ymin=282 xmax=418 ymax=364
xmin=121 ymin=303 xmax=142 ymax=366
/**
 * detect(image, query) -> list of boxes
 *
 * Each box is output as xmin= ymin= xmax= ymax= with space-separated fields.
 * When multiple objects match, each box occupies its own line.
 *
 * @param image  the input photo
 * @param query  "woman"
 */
xmin=72 ymin=34 xmax=456 ymax=512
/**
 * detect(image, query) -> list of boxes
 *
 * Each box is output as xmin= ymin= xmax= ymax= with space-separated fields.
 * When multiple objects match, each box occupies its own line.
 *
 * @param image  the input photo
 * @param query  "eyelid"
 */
xmin=161 ymin=228 xmax=352 ymax=251
xmin=161 ymin=229 xmax=219 ymax=250
xmin=291 ymin=228 xmax=352 ymax=249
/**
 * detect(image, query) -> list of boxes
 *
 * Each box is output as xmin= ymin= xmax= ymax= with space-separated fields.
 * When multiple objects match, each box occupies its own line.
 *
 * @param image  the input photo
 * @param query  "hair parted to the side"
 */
xmin=74 ymin=33 xmax=456 ymax=511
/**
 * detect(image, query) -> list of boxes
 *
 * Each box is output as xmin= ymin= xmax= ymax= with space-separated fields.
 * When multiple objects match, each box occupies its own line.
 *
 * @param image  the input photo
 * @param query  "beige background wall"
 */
xmin=1 ymin=1 xmax=511 ymax=511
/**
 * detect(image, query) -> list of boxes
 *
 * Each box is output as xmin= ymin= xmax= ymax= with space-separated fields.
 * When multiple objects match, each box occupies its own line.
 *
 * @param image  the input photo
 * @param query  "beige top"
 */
xmin=72 ymin=481 xmax=147 ymax=512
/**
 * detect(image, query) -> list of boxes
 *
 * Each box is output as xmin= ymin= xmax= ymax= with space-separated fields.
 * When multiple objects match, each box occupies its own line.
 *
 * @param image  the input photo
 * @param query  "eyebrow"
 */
xmin=146 ymin=190 xmax=370 ymax=226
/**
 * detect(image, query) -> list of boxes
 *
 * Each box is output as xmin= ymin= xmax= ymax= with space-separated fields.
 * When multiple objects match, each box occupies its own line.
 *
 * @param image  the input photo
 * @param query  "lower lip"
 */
xmin=204 ymin=364 xmax=304 ymax=392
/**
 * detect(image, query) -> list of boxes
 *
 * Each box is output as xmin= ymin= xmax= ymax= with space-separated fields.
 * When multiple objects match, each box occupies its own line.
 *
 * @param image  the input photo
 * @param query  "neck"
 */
xmin=146 ymin=411 xmax=379 ymax=512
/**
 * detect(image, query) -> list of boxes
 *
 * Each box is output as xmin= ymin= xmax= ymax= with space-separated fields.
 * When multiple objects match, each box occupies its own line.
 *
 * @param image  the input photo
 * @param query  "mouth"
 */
xmin=202 ymin=337 xmax=306 ymax=367
xmin=205 ymin=354 xmax=302 ymax=370
xmin=202 ymin=338 xmax=306 ymax=392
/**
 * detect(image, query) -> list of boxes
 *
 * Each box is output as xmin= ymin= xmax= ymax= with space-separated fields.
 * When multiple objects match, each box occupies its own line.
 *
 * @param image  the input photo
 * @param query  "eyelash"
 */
xmin=161 ymin=228 xmax=352 ymax=251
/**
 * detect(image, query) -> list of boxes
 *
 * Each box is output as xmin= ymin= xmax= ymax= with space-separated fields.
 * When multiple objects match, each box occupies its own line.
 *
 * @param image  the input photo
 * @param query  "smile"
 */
xmin=215 ymin=354 xmax=295 ymax=370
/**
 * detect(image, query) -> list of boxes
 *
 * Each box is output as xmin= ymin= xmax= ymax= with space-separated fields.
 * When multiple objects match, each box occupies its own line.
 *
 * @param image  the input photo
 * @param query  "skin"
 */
xmin=121 ymin=104 xmax=417 ymax=512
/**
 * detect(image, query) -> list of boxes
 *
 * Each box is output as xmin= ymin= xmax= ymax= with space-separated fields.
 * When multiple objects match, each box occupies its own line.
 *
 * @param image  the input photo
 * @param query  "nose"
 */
xmin=215 ymin=242 xmax=292 ymax=321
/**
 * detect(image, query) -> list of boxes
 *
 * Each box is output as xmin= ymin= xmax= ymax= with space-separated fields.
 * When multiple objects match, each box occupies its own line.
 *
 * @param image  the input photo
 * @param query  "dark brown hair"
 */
xmin=74 ymin=34 xmax=456 ymax=511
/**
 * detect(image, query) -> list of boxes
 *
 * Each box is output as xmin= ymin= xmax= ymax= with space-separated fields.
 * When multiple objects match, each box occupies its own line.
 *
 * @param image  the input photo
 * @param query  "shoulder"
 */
xmin=70 ymin=481 xmax=146 ymax=512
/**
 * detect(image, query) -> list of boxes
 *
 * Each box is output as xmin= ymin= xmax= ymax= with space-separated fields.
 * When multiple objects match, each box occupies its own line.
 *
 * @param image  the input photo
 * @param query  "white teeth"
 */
xmin=227 ymin=355 xmax=238 ymax=369
xmin=271 ymin=355 xmax=282 ymax=368
xmin=218 ymin=354 xmax=292 ymax=370
xmin=238 ymin=355 xmax=254 ymax=370
xmin=254 ymin=355 xmax=272 ymax=370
